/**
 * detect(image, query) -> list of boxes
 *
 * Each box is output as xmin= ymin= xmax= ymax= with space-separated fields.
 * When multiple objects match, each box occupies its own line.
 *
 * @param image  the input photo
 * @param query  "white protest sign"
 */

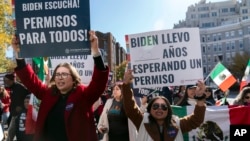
xmin=126 ymin=28 xmax=203 ymax=88
xmin=50 ymin=55 xmax=94 ymax=85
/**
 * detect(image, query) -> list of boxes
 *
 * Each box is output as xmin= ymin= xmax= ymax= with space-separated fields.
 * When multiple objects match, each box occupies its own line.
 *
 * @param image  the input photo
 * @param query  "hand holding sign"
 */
xmin=123 ymin=69 xmax=134 ymax=85
xmin=89 ymin=30 xmax=100 ymax=57
xmin=194 ymin=80 xmax=207 ymax=106
xmin=12 ymin=35 xmax=21 ymax=58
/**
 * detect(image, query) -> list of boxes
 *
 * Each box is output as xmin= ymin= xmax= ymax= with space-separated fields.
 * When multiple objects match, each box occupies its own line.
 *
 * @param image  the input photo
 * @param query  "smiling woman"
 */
xmin=12 ymin=31 xmax=110 ymax=141
xmin=122 ymin=69 xmax=207 ymax=141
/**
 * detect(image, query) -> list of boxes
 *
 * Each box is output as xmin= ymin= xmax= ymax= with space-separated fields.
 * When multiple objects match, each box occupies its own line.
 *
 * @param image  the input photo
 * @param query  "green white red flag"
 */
xmin=210 ymin=62 xmax=236 ymax=92
xmin=172 ymin=105 xmax=250 ymax=141
xmin=240 ymin=59 xmax=250 ymax=91
xmin=26 ymin=57 xmax=50 ymax=134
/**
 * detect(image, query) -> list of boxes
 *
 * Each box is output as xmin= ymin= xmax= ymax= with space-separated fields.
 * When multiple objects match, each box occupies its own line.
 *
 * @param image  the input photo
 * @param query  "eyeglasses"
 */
xmin=205 ymin=89 xmax=211 ymax=92
xmin=245 ymin=96 xmax=250 ymax=99
xmin=152 ymin=103 xmax=168 ymax=111
xmin=55 ymin=73 xmax=71 ymax=79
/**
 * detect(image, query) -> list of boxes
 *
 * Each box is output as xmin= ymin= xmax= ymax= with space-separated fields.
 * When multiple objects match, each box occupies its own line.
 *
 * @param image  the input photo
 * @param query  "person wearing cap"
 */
xmin=176 ymin=84 xmax=201 ymax=106
xmin=4 ymin=73 xmax=31 ymax=141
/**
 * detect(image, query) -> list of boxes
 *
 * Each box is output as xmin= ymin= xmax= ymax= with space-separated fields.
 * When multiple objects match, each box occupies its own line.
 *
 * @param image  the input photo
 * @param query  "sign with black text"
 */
xmin=15 ymin=0 xmax=90 ymax=57
xmin=126 ymin=28 xmax=203 ymax=88
xmin=50 ymin=55 xmax=93 ymax=85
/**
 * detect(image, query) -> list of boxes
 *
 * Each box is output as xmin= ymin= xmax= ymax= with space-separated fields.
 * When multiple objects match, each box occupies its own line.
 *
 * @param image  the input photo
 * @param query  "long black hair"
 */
xmin=146 ymin=96 xmax=173 ymax=129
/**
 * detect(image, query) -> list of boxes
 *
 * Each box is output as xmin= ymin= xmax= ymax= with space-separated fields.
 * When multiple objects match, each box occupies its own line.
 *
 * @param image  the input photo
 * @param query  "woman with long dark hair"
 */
xmin=122 ymin=70 xmax=206 ymax=141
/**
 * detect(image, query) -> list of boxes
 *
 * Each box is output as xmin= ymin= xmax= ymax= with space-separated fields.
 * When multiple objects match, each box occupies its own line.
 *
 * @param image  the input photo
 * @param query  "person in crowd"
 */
xmin=15 ymin=94 xmax=34 ymax=141
xmin=214 ymin=88 xmax=224 ymax=100
xmin=97 ymin=82 xmax=137 ymax=141
xmin=176 ymin=85 xmax=197 ymax=106
xmin=204 ymin=86 xmax=216 ymax=106
xmin=12 ymin=30 xmax=109 ymax=141
xmin=93 ymin=85 xmax=111 ymax=140
xmin=214 ymin=89 xmax=230 ymax=106
xmin=139 ymin=96 xmax=148 ymax=114
xmin=4 ymin=73 xmax=31 ymax=141
xmin=173 ymin=85 xmax=186 ymax=105
xmin=160 ymin=86 xmax=174 ymax=105
xmin=0 ymin=86 xmax=11 ymax=139
xmin=233 ymin=86 xmax=250 ymax=106
xmin=122 ymin=70 xmax=206 ymax=141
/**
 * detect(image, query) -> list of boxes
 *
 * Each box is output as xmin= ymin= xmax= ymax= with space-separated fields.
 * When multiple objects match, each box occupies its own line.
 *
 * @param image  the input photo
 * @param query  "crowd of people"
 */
xmin=0 ymin=31 xmax=249 ymax=141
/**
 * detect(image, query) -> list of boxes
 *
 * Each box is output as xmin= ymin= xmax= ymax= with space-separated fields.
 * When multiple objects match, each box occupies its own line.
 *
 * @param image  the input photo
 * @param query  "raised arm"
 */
xmin=122 ymin=69 xmax=143 ymax=130
xmin=180 ymin=80 xmax=206 ymax=133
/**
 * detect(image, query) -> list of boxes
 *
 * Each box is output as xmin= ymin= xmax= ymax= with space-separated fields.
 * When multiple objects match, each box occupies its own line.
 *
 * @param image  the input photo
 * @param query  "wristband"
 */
xmin=194 ymin=93 xmax=206 ymax=100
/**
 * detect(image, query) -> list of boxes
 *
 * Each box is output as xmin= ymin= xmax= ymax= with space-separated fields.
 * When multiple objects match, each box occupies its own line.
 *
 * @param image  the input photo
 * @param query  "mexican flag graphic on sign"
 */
xmin=210 ymin=62 xmax=236 ymax=92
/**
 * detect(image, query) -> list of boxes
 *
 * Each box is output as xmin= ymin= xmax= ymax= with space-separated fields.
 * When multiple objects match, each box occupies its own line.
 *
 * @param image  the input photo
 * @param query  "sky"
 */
xmin=6 ymin=0 xmax=228 ymax=58
xmin=90 ymin=0 xmax=228 ymax=49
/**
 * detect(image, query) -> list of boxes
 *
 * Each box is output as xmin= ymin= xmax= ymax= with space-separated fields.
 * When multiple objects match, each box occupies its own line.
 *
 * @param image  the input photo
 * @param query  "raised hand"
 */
xmin=89 ymin=30 xmax=99 ymax=55
xmin=123 ymin=69 xmax=133 ymax=84
xmin=12 ymin=35 xmax=21 ymax=58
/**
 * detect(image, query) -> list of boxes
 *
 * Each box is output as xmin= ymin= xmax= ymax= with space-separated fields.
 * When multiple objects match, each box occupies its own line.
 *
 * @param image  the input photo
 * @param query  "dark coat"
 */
xmin=15 ymin=65 xmax=109 ymax=141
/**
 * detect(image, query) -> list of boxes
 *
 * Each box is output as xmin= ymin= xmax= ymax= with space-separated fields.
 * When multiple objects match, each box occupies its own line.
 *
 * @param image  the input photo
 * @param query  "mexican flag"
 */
xmin=26 ymin=57 xmax=51 ymax=134
xmin=172 ymin=105 xmax=250 ymax=141
xmin=240 ymin=59 xmax=250 ymax=91
xmin=210 ymin=62 xmax=236 ymax=92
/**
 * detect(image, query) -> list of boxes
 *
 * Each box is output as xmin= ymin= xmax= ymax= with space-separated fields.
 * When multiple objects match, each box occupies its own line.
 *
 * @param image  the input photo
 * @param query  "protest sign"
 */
xmin=50 ymin=55 xmax=93 ymax=85
xmin=126 ymin=28 xmax=203 ymax=88
xmin=15 ymin=0 xmax=90 ymax=57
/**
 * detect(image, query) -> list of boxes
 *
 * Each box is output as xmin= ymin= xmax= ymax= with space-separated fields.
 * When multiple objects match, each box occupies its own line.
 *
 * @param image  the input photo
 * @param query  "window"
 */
xmin=231 ymin=41 xmax=235 ymax=50
xmin=226 ymin=42 xmax=230 ymax=50
xmin=242 ymin=9 xmax=248 ymax=14
xmin=218 ymin=44 xmax=222 ymax=52
xmin=202 ymin=36 xmax=206 ymax=42
xmin=207 ymin=56 xmax=211 ymax=62
xmin=213 ymin=34 xmax=217 ymax=41
xmin=225 ymin=32 xmax=229 ymax=39
xmin=231 ymin=31 xmax=235 ymax=37
xmin=222 ymin=8 xmax=228 ymax=13
xmin=239 ymin=40 xmax=243 ymax=49
xmin=218 ymin=33 xmax=222 ymax=40
xmin=213 ymin=44 xmax=217 ymax=52
xmin=212 ymin=12 xmax=217 ymax=17
xmin=203 ymin=67 xmax=207 ymax=74
xmin=207 ymin=45 xmax=211 ymax=51
xmin=243 ymin=16 xmax=248 ymax=20
xmin=207 ymin=35 xmax=210 ymax=41
xmin=214 ymin=56 xmax=218 ymax=62
xmin=230 ymin=8 xmax=235 ymax=12
xmin=238 ymin=30 xmax=243 ymax=36
xmin=202 ymin=46 xmax=206 ymax=53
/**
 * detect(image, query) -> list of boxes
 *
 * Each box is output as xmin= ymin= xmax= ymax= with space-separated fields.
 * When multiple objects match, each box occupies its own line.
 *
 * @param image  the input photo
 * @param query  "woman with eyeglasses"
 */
xmin=11 ymin=31 xmax=109 ymax=141
xmin=122 ymin=70 xmax=206 ymax=141
xmin=233 ymin=86 xmax=250 ymax=106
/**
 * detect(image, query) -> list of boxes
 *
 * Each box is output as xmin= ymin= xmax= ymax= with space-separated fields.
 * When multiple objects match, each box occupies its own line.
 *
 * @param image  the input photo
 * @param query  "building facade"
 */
xmin=96 ymin=31 xmax=127 ymax=82
xmin=174 ymin=0 xmax=250 ymax=80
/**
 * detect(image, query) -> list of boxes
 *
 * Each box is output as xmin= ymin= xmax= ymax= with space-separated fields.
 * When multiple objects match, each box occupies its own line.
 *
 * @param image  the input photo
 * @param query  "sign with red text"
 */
xmin=125 ymin=28 xmax=203 ymax=88
xmin=15 ymin=0 xmax=90 ymax=57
